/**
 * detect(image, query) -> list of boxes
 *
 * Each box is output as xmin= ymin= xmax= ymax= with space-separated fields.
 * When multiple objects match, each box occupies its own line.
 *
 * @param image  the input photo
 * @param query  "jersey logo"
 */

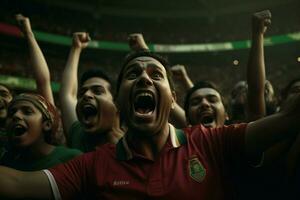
xmin=189 ymin=156 xmax=206 ymax=183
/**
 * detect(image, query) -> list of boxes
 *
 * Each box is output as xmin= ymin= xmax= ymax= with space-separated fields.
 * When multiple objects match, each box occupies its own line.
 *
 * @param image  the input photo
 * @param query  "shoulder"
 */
xmin=55 ymin=146 xmax=82 ymax=155
xmin=52 ymin=146 xmax=82 ymax=163
xmin=185 ymin=123 xmax=247 ymax=134
xmin=183 ymin=123 xmax=248 ymax=143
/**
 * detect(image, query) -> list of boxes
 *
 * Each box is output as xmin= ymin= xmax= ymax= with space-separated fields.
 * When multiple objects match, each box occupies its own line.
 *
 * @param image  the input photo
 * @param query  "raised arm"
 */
xmin=16 ymin=14 xmax=55 ymax=105
xmin=0 ymin=166 xmax=52 ymax=199
xmin=128 ymin=33 xmax=149 ymax=51
xmin=246 ymin=10 xmax=271 ymax=121
xmin=59 ymin=32 xmax=90 ymax=134
xmin=168 ymin=64 xmax=194 ymax=128
xmin=170 ymin=64 xmax=194 ymax=90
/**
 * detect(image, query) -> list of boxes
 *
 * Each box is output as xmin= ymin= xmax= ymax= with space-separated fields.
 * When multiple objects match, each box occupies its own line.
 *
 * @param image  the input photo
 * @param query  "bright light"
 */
xmin=297 ymin=57 xmax=300 ymax=62
xmin=233 ymin=59 xmax=239 ymax=66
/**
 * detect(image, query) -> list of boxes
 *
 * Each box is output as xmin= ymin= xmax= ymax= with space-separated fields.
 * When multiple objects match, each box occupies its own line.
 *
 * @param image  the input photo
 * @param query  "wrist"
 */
xmin=71 ymin=46 xmax=82 ymax=53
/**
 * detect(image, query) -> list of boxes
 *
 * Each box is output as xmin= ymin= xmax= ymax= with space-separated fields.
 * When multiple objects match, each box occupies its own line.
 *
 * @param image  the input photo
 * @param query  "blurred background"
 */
xmin=0 ymin=0 xmax=299 ymax=104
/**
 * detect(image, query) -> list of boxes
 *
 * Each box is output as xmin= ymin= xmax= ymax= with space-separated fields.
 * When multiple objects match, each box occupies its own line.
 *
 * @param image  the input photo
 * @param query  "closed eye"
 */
xmin=92 ymin=86 xmax=105 ymax=95
xmin=23 ymin=107 xmax=34 ymax=115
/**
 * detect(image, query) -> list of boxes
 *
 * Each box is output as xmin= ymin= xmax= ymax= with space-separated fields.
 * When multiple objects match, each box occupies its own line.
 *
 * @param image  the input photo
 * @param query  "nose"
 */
xmin=12 ymin=110 xmax=22 ymax=122
xmin=137 ymin=71 xmax=153 ymax=87
xmin=199 ymin=98 xmax=210 ymax=109
xmin=83 ymin=89 xmax=94 ymax=100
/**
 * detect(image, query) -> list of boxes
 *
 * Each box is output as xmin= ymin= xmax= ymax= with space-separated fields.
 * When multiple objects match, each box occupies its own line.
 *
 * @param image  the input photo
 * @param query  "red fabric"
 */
xmin=49 ymin=123 xmax=247 ymax=200
xmin=0 ymin=23 xmax=22 ymax=37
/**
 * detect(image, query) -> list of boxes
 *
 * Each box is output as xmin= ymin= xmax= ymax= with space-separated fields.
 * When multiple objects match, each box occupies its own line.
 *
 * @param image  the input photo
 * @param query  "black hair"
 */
xmin=115 ymin=50 xmax=174 ymax=97
xmin=79 ymin=68 xmax=112 ymax=91
xmin=184 ymin=80 xmax=227 ymax=122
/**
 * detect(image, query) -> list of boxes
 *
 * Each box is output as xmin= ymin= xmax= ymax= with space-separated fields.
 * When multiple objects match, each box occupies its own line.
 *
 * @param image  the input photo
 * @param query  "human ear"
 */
xmin=42 ymin=120 xmax=52 ymax=132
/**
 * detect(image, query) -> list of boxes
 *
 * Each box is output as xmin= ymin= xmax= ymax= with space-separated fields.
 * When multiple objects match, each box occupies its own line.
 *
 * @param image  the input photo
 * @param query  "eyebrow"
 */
xmin=191 ymin=93 xmax=219 ymax=99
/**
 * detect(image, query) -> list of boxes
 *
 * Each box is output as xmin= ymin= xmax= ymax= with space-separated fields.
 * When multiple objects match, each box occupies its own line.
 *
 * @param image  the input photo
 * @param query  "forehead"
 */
xmin=81 ymin=77 xmax=111 ymax=89
xmin=233 ymin=82 xmax=247 ymax=91
xmin=125 ymin=56 xmax=165 ymax=71
xmin=10 ymin=100 xmax=37 ymax=109
xmin=190 ymin=88 xmax=222 ymax=100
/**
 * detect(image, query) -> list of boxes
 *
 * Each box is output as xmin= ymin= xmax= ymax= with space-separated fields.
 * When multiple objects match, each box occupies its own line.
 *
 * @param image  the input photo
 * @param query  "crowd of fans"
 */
xmin=0 ymin=3 xmax=299 ymax=200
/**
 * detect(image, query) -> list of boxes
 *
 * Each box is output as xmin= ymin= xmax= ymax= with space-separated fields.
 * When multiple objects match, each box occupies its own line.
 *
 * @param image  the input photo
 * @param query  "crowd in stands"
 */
xmin=0 ymin=4 xmax=299 ymax=200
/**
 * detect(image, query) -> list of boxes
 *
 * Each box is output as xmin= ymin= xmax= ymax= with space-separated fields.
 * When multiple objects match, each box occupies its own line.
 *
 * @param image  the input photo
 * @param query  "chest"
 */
xmin=92 ymin=148 xmax=229 ymax=200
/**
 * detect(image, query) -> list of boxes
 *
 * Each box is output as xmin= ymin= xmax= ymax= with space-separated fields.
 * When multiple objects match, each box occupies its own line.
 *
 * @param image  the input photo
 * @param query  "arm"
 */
xmin=169 ymin=102 xmax=188 ymax=129
xmin=0 ymin=166 xmax=52 ymax=199
xmin=16 ymin=14 xmax=55 ymax=105
xmin=170 ymin=65 xmax=194 ymax=90
xmin=128 ymin=33 xmax=149 ymax=51
xmin=168 ymin=65 xmax=192 ymax=128
xmin=59 ymin=32 xmax=90 ymax=134
xmin=246 ymin=10 xmax=271 ymax=121
xmin=245 ymin=92 xmax=300 ymax=159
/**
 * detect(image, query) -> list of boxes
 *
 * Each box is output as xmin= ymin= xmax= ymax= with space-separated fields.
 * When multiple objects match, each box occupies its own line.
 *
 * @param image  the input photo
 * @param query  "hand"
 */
xmin=252 ymin=10 xmax=271 ymax=35
xmin=15 ymin=14 xmax=33 ymax=36
xmin=72 ymin=32 xmax=91 ymax=49
xmin=170 ymin=65 xmax=189 ymax=80
xmin=128 ymin=33 xmax=149 ymax=51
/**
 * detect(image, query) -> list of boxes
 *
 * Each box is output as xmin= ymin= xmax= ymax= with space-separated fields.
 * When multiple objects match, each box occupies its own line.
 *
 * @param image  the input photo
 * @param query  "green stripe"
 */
xmin=1 ymin=23 xmax=299 ymax=52
xmin=33 ymin=31 xmax=72 ymax=46
xmin=0 ymin=75 xmax=60 ymax=92
xmin=176 ymin=129 xmax=187 ymax=145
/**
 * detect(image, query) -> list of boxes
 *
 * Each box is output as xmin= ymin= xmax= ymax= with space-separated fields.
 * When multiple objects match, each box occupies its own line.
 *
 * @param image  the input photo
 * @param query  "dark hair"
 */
xmin=184 ymin=80 xmax=226 ymax=122
xmin=79 ymin=68 xmax=112 ymax=91
xmin=115 ymin=51 xmax=175 ymax=97
xmin=281 ymin=78 xmax=300 ymax=101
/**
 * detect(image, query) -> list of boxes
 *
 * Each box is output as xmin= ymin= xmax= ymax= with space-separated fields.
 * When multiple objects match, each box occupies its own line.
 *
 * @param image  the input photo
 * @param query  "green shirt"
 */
xmin=2 ymin=146 xmax=82 ymax=171
xmin=69 ymin=121 xmax=100 ymax=152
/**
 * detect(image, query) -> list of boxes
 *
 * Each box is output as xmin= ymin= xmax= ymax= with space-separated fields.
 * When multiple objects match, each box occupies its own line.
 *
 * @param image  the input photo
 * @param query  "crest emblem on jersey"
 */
xmin=189 ymin=156 xmax=206 ymax=183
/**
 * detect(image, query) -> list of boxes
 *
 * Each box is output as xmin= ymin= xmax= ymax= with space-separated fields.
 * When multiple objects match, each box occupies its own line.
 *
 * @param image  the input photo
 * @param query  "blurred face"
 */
xmin=6 ymin=100 xmax=44 ymax=148
xmin=76 ymin=77 xmax=116 ymax=133
xmin=264 ymin=81 xmax=275 ymax=104
xmin=231 ymin=81 xmax=247 ymax=108
xmin=188 ymin=88 xmax=227 ymax=128
xmin=116 ymin=56 xmax=175 ymax=136
xmin=0 ymin=85 xmax=13 ymax=121
xmin=285 ymin=81 xmax=300 ymax=101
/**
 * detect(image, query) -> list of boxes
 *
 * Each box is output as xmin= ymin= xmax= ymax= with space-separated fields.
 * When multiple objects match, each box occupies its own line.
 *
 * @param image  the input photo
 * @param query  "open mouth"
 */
xmin=134 ymin=92 xmax=155 ymax=115
xmin=82 ymin=104 xmax=98 ymax=120
xmin=11 ymin=124 xmax=27 ymax=136
xmin=199 ymin=113 xmax=215 ymax=127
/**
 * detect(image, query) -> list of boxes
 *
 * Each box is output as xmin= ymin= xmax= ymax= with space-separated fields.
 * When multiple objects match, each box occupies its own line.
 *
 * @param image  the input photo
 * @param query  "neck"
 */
xmin=86 ymin=129 xmax=121 ymax=148
xmin=127 ymin=123 xmax=170 ymax=160
xmin=19 ymin=141 xmax=55 ymax=160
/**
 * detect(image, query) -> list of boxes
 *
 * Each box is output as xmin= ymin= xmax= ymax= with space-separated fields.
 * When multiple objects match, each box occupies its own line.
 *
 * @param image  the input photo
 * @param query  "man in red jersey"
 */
xmin=0 ymin=51 xmax=300 ymax=200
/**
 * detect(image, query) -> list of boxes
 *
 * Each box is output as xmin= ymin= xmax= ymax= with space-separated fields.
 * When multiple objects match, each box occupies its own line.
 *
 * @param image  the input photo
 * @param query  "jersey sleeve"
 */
xmin=189 ymin=123 xmax=248 ymax=168
xmin=47 ymin=151 xmax=96 ymax=200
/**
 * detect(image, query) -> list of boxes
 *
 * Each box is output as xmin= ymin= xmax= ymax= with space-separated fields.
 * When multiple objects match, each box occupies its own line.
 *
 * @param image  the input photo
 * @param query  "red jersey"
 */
xmin=45 ymin=123 xmax=247 ymax=200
